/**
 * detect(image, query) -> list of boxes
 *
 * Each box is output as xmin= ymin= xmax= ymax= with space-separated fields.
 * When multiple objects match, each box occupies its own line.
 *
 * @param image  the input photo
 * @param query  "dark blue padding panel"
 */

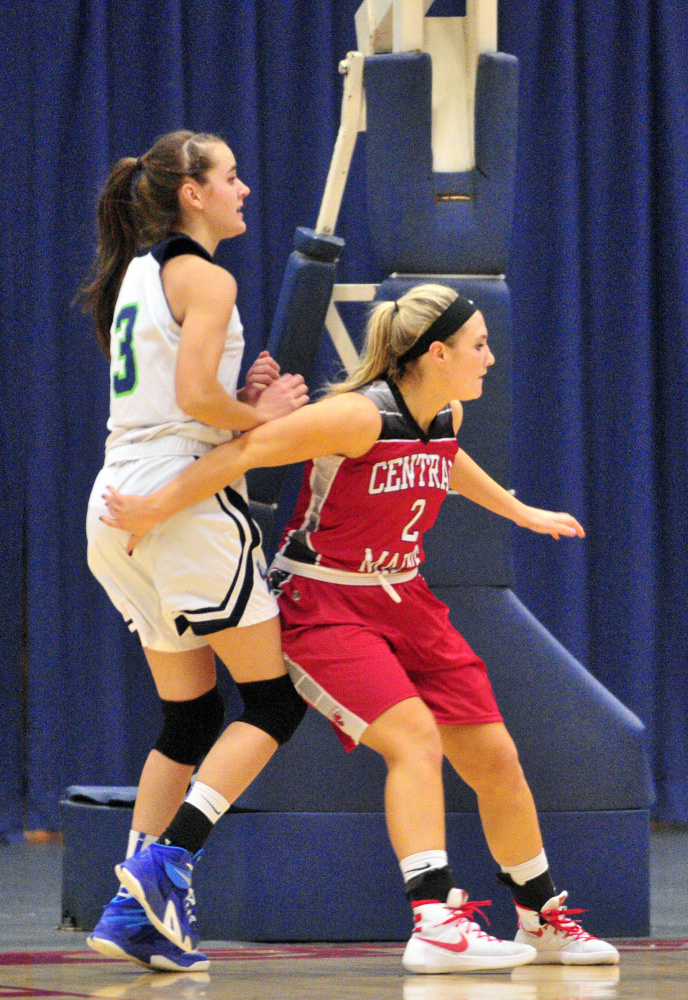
xmin=423 ymin=492 xmax=513 ymax=586
xmin=246 ymin=227 xmax=343 ymax=504
xmin=433 ymin=586 xmax=655 ymax=811
xmin=377 ymin=275 xmax=514 ymax=585
xmin=60 ymin=800 xmax=650 ymax=940
xmin=364 ymin=51 xmax=518 ymax=274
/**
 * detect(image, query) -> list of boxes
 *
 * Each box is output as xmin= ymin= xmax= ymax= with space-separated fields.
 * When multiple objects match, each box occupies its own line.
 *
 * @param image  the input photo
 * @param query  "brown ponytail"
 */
xmin=76 ymin=130 xmax=223 ymax=358
xmin=326 ymin=283 xmax=458 ymax=396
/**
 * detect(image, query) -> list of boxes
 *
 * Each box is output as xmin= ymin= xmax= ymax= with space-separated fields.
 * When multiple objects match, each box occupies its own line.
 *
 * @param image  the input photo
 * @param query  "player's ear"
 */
xmin=426 ymin=340 xmax=446 ymax=365
xmin=178 ymin=179 xmax=204 ymax=214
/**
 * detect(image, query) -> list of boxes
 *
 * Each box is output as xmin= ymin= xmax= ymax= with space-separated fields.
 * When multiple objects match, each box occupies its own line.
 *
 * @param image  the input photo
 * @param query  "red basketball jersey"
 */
xmin=277 ymin=380 xmax=459 ymax=575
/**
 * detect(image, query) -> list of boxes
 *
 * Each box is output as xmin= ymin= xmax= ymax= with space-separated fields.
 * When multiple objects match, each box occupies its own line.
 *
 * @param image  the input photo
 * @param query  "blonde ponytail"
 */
xmin=326 ymin=283 xmax=458 ymax=396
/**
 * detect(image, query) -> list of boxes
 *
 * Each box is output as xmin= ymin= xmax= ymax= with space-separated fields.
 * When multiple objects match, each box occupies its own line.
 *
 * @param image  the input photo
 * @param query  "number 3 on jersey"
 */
xmin=401 ymin=498 xmax=426 ymax=543
xmin=112 ymin=304 xmax=139 ymax=396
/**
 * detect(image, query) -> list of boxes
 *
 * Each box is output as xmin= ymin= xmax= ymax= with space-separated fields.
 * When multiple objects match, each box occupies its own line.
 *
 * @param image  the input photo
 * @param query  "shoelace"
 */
xmin=542 ymin=906 xmax=591 ymax=940
xmin=441 ymin=899 xmax=494 ymax=940
xmin=166 ymin=859 xmax=198 ymax=928
xmin=184 ymin=887 xmax=198 ymax=926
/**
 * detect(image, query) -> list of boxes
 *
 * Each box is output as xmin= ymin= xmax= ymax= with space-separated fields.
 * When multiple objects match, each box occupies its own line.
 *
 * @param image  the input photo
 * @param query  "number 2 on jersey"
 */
xmin=112 ymin=304 xmax=139 ymax=396
xmin=401 ymin=498 xmax=426 ymax=543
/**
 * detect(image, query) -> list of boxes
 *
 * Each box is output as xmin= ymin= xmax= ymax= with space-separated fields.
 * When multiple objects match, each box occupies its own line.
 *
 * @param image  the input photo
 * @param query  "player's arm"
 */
xmin=449 ymin=449 xmax=585 ymax=540
xmin=102 ymin=393 xmax=382 ymax=539
xmin=166 ymin=256 xmax=306 ymax=429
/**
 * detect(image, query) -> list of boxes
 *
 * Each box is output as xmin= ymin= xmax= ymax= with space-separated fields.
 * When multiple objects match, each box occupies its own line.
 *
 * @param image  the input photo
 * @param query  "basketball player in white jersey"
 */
xmin=79 ymin=130 xmax=308 ymax=971
xmin=104 ymin=284 xmax=619 ymax=973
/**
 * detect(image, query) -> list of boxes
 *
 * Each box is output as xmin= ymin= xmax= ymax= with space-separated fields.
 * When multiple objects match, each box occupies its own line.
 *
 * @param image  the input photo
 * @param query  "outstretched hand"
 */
xmin=101 ymin=486 xmax=155 ymax=553
xmin=514 ymin=505 xmax=585 ymax=540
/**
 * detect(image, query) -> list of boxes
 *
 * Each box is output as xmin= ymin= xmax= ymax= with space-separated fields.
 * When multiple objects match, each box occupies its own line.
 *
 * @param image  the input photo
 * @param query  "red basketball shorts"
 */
xmin=276 ymin=572 xmax=502 ymax=751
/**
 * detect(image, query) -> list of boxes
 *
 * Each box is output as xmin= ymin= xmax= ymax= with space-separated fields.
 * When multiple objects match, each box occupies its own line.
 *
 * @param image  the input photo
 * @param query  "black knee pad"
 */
xmin=236 ymin=674 xmax=307 ymax=745
xmin=154 ymin=685 xmax=225 ymax=766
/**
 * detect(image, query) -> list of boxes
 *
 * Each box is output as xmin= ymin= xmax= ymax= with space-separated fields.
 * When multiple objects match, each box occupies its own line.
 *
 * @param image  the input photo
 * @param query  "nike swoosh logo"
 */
xmin=198 ymin=795 xmax=222 ymax=817
xmin=417 ymin=935 xmax=469 ymax=954
xmin=405 ymin=862 xmax=433 ymax=875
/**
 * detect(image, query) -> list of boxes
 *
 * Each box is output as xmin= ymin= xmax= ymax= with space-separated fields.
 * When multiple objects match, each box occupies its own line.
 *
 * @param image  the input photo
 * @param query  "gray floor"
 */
xmin=0 ymin=827 xmax=686 ymax=951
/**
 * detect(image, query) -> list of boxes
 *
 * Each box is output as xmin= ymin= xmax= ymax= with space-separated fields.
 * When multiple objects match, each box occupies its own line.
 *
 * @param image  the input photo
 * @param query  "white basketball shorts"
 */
xmin=86 ymin=454 xmax=278 ymax=652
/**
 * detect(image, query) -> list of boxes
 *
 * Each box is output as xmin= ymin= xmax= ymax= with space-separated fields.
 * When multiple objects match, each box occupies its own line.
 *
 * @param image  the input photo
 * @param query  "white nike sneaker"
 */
xmin=514 ymin=892 xmax=620 ymax=965
xmin=402 ymin=889 xmax=537 ymax=974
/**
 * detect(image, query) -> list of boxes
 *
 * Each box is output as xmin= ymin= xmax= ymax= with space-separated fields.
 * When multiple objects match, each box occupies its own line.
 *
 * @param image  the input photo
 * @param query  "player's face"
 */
xmin=200 ymin=143 xmax=250 ymax=239
xmin=447 ymin=311 xmax=494 ymax=400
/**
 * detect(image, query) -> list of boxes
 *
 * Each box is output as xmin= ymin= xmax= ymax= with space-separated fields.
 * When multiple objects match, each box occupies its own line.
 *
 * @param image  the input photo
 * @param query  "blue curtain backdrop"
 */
xmin=0 ymin=0 xmax=686 ymax=833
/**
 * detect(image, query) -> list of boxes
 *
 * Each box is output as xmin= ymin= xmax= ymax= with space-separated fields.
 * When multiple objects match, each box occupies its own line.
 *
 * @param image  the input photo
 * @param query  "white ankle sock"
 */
xmin=116 ymin=830 xmax=158 ymax=897
xmin=400 ymin=850 xmax=449 ymax=884
xmin=185 ymin=780 xmax=230 ymax=825
xmin=126 ymin=829 xmax=157 ymax=859
xmin=500 ymin=849 xmax=549 ymax=885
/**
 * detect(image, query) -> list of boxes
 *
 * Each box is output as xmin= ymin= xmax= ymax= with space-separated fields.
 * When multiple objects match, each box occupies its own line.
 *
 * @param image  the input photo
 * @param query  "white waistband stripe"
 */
xmin=273 ymin=553 xmax=416 ymax=603
xmin=105 ymin=437 xmax=215 ymax=464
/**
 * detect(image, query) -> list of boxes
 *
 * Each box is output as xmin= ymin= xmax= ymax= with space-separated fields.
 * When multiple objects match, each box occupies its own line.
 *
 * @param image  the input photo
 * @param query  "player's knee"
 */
xmin=154 ymin=685 xmax=225 ymax=766
xmin=376 ymin=703 xmax=443 ymax=772
xmin=407 ymin=717 xmax=444 ymax=772
xmin=473 ymin=736 xmax=524 ymax=791
xmin=236 ymin=674 xmax=307 ymax=745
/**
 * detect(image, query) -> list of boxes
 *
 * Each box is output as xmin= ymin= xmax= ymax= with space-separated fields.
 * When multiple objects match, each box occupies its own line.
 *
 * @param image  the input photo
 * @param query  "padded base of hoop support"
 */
xmin=60 ymin=796 xmax=649 ymax=940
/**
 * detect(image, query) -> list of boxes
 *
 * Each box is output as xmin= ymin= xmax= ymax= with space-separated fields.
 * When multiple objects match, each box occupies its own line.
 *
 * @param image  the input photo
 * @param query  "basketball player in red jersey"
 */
xmin=103 ymin=284 xmax=619 ymax=973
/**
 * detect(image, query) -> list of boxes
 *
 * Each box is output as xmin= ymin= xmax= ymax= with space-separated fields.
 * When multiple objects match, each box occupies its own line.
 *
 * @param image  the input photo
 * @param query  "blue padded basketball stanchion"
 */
xmin=246 ymin=226 xmax=343 ymax=506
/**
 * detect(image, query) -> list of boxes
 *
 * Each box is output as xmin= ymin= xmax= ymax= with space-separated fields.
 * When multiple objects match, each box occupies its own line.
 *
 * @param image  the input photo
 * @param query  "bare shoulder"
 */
xmin=163 ymin=255 xmax=236 ymax=299
xmin=450 ymin=399 xmax=463 ymax=434
xmin=162 ymin=256 xmax=237 ymax=324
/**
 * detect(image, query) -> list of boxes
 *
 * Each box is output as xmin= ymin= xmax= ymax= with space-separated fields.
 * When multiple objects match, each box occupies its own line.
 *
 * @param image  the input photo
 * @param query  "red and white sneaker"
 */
xmin=514 ymin=892 xmax=619 ymax=965
xmin=403 ymin=889 xmax=536 ymax=974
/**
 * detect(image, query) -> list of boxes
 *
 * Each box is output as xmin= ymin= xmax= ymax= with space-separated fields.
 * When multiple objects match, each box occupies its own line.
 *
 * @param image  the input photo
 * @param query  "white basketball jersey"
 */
xmin=105 ymin=234 xmax=244 ymax=459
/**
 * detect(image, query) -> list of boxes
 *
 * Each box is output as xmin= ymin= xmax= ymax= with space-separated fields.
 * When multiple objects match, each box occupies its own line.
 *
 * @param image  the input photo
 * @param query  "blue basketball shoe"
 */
xmin=87 ymin=891 xmax=209 ymax=971
xmin=116 ymin=844 xmax=200 ymax=952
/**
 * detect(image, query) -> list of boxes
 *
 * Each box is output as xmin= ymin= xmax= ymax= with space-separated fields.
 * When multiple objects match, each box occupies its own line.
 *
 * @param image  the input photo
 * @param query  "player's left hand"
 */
xmin=238 ymin=350 xmax=281 ymax=406
xmin=101 ymin=486 xmax=159 ymax=550
xmin=514 ymin=505 xmax=585 ymax=540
